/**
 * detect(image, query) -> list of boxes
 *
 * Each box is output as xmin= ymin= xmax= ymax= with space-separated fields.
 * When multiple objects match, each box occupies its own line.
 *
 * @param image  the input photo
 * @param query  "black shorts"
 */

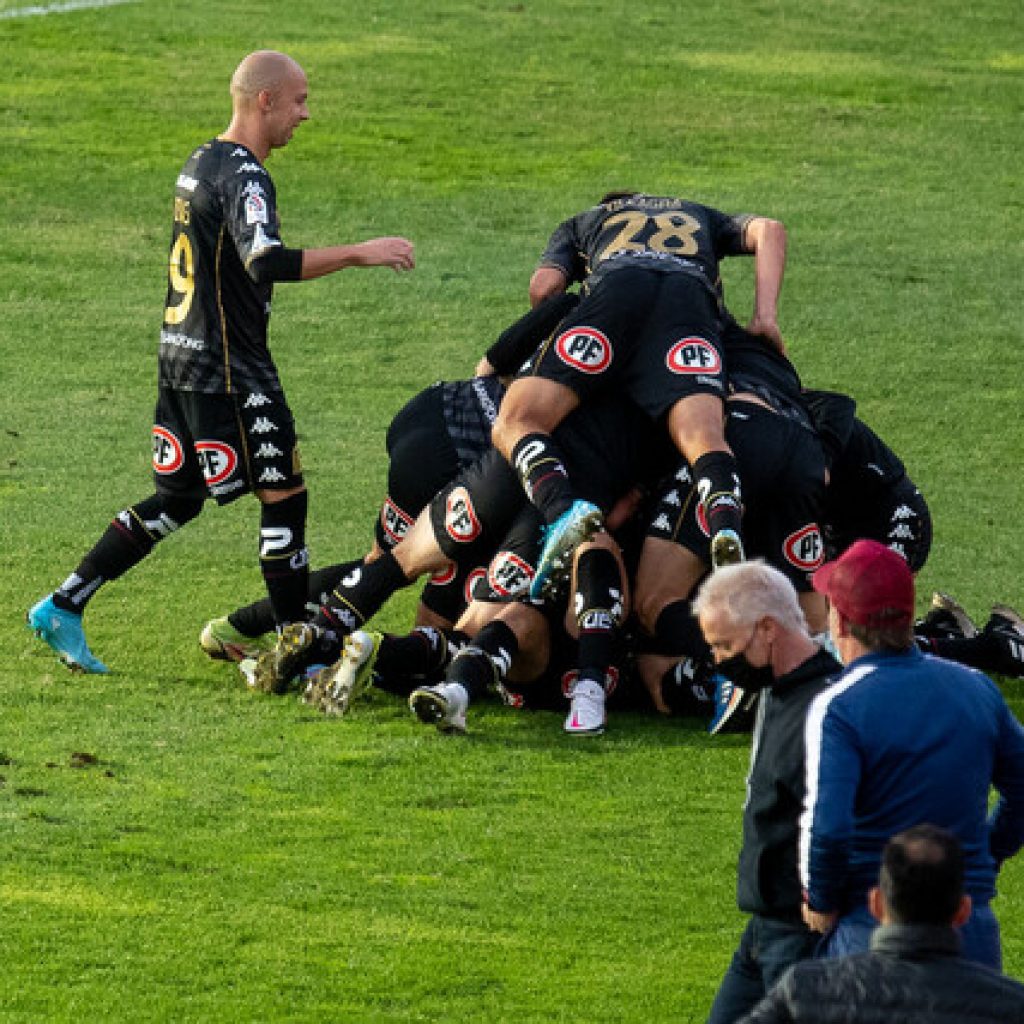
xmin=825 ymin=476 xmax=931 ymax=572
xmin=530 ymin=266 xmax=725 ymax=419
xmin=375 ymin=383 xmax=460 ymax=550
xmin=646 ymin=401 xmax=827 ymax=590
xmin=152 ymin=387 xmax=302 ymax=505
xmin=428 ymin=450 xmax=544 ymax=603
xmin=417 ymin=558 xmax=488 ymax=624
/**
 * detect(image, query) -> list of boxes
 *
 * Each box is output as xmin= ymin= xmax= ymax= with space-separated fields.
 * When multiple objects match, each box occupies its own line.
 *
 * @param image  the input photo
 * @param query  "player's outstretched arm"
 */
xmin=743 ymin=216 xmax=787 ymax=354
xmin=300 ymin=236 xmax=415 ymax=279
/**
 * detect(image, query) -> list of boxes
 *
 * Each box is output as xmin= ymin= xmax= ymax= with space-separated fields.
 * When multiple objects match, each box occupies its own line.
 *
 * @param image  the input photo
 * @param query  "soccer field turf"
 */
xmin=1 ymin=1 xmax=1022 ymax=1020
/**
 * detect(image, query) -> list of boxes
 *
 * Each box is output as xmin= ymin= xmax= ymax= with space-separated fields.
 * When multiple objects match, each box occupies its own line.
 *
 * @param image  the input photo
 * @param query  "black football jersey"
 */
xmin=158 ymin=139 xmax=285 ymax=394
xmin=538 ymin=193 xmax=752 ymax=299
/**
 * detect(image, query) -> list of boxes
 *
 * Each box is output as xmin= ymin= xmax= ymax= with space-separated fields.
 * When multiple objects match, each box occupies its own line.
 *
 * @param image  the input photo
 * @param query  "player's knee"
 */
xmin=256 ymin=483 xmax=306 ymax=504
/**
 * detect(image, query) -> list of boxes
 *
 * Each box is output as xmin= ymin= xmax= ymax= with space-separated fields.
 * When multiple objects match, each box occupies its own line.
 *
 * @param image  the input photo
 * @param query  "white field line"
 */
xmin=1 ymin=0 xmax=138 ymax=18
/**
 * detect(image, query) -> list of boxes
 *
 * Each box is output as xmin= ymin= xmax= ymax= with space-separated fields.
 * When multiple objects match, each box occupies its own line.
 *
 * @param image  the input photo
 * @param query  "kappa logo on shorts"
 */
xmin=429 ymin=561 xmax=458 ymax=587
xmin=152 ymin=426 xmax=185 ymax=474
xmin=444 ymin=487 xmax=482 ymax=544
xmin=195 ymin=441 xmax=239 ymax=486
xmin=783 ymin=524 xmax=824 ymax=572
xmin=487 ymin=551 xmax=535 ymax=597
xmin=555 ymin=327 xmax=613 ymax=374
xmin=561 ymin=665 xmax=619 ymax=698
xmin=381 ymin=497 xmax=414 ymax=545
xmin=666 ymin=337 xmax=722 ymax=375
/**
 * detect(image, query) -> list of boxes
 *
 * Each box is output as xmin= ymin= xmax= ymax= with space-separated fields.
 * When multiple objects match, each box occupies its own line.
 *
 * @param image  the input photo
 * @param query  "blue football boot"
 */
xmin=26 ymin=594 xmax=109 ymax=674
xmin=529 ymin=499 xmax=604 ymax=601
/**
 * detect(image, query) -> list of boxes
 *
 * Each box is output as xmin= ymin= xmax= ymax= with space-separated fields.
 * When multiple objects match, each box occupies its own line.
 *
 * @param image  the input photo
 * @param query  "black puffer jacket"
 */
xmin=739 ymin=925 xmax=1024 ymax=1023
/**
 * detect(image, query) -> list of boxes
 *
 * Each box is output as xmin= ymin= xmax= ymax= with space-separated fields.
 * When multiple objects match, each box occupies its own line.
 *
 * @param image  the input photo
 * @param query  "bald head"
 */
xmin=221 ymin=50 xmax=309 ymax=159
xmin=230 ymin=51 xmax=305 ymax=109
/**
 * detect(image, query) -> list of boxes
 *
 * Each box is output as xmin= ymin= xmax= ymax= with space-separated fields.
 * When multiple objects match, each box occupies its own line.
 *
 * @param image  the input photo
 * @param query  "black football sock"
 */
xmin=510 ymin=432 xmax=574 ymax=524
xmin=259 ymin=490 xmax=309 ymax=628
xmin=574 ymin=547 xmax=623 ymax=688
xmin=317 ymin=549 xmax=409 ymax=636
xmin=659 ymin=658 xmax=718 ymax=717
xmin=446 ymin=619 xmax=519 ymax=702
xmin=371 ymin=627 xmax=472 ymax=698
xmin=692 ymin=451 xmax=743 ymax=538
xmin=651 ymin=600 xmax=712 ymax=660
xmin=227 ymin=560 xmax=366 ymax=638
xmin=53 ymin=493 xmax=204 ymax=613
xmin=918 ymin=634 xmax=1024 ymax=677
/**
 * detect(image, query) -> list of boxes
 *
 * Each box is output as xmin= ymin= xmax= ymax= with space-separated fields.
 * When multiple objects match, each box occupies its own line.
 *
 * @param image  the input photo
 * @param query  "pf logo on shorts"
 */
xmin=381 ymin=497 xmax=414 ymax=546
xmin=464 ymin=566 xmax=488 ymax=604
xmin=555 ymin=327 xmax=612 ymax=374
xmin=487 ymin=551 xmax=534 ymax=597
xmin=195 ymin=440 xmax=239 ymax=486
xmin=445 ymin=486 xmax=482 ymax=543
xmin=666 ymin=337 xmax=722 ymax=375
xmin=783 ymin=523 xmax=824 ymax=572
xmin=429 ymin=561 xmax=457 ymax=587
xmin=152 ymin=426 xmax=184 ymax=474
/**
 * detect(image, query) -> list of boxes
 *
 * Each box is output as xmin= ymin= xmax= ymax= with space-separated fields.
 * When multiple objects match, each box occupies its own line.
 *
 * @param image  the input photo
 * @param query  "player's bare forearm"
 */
xmin=301 ymin=236 xmax=415 ymax=279
xmin=744 ymin=217 xmax=787 ymax=354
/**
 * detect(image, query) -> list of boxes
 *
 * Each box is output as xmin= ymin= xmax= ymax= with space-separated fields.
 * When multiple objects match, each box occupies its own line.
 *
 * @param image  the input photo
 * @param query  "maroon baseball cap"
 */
xmin=812 ymin=539 xmax=915 ymax=627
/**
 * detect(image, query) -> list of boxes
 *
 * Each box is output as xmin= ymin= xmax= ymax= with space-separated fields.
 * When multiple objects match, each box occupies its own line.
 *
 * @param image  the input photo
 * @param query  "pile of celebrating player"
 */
xmin=23 ymin=49 xmax=1024 ymax=1020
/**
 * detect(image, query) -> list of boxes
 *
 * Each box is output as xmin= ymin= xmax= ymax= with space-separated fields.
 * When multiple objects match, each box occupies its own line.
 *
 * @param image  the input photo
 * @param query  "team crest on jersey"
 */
xmin=429 ymin=561 xmax=458 ymax=587
xmin=381 ymin=497 xmax=414 ymax=546
xmin=555 ymin=327 xmax=612 ymax=374
xmin=195 ymin=440 xmax=239 ymax=485
xmin=444 ymin=487 xmax=481 ymax=543
xmin=487 ymin=551 xmax=534 ymax=597
xmin=464 ymin=566 xmax=488 ymax=603
xmin=243 ymin=181 xmax=269 ymax=225
xmin=152 ymin=426 xmax=184 ymax=474
xmin=783 ymin=523 xmax=824 ymax=571
xmin=666 ymin=337 xmax=722 ymax=375
xmin=561 ymin=665 xmax=619 ymax=698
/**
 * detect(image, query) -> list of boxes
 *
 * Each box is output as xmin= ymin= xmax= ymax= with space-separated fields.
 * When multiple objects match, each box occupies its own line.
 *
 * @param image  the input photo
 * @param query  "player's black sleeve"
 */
xmin=484 ymin=293 xmax=581 ymax=375
xmin=248 ymin=246 xmax=304 ymax=284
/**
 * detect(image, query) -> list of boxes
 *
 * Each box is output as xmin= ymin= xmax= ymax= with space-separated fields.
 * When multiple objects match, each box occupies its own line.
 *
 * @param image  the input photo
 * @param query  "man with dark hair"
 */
xmin=739 ymin=825 xmax=1024 ymax=1023
xmin=694 ymin=561 xmax=840 ymax=1023
xmin=26 ymin=49 xmax=414 ymax=673
xmin=799 ymin=539 xmax=1024 ymax=968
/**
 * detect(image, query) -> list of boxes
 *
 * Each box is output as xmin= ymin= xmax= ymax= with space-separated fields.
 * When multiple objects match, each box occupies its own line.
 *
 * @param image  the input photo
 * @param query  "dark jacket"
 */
xmin=737 ymin=649 xmax=840 ymax=918
xmin=739 ymin=924 xmax=1024 ymax=1023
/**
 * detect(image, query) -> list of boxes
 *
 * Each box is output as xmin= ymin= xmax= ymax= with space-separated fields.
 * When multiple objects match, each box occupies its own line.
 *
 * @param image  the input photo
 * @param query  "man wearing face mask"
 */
xmin=693 ymin=560 xmax=841 ymax=1024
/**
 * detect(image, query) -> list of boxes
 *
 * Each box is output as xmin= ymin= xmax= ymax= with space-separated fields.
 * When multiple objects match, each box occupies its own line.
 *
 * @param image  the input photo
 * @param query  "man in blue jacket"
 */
xmin=799 ymin=539 xmax=1024 ymax=968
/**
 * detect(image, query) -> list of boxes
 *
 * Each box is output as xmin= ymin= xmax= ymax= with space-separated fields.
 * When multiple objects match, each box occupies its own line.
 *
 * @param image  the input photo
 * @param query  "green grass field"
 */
xmin=1 ymin=1 xmax=1022 ymax=1020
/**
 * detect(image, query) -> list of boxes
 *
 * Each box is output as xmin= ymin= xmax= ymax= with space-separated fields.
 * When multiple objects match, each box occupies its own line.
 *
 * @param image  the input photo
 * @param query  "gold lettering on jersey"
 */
xmin=164 ymin=233 xmax=195 ymax=326
xmin=599 ymin=211 xmax=702 ymax=262
xmin=173 ymin=197 xmax=191 ymax=225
